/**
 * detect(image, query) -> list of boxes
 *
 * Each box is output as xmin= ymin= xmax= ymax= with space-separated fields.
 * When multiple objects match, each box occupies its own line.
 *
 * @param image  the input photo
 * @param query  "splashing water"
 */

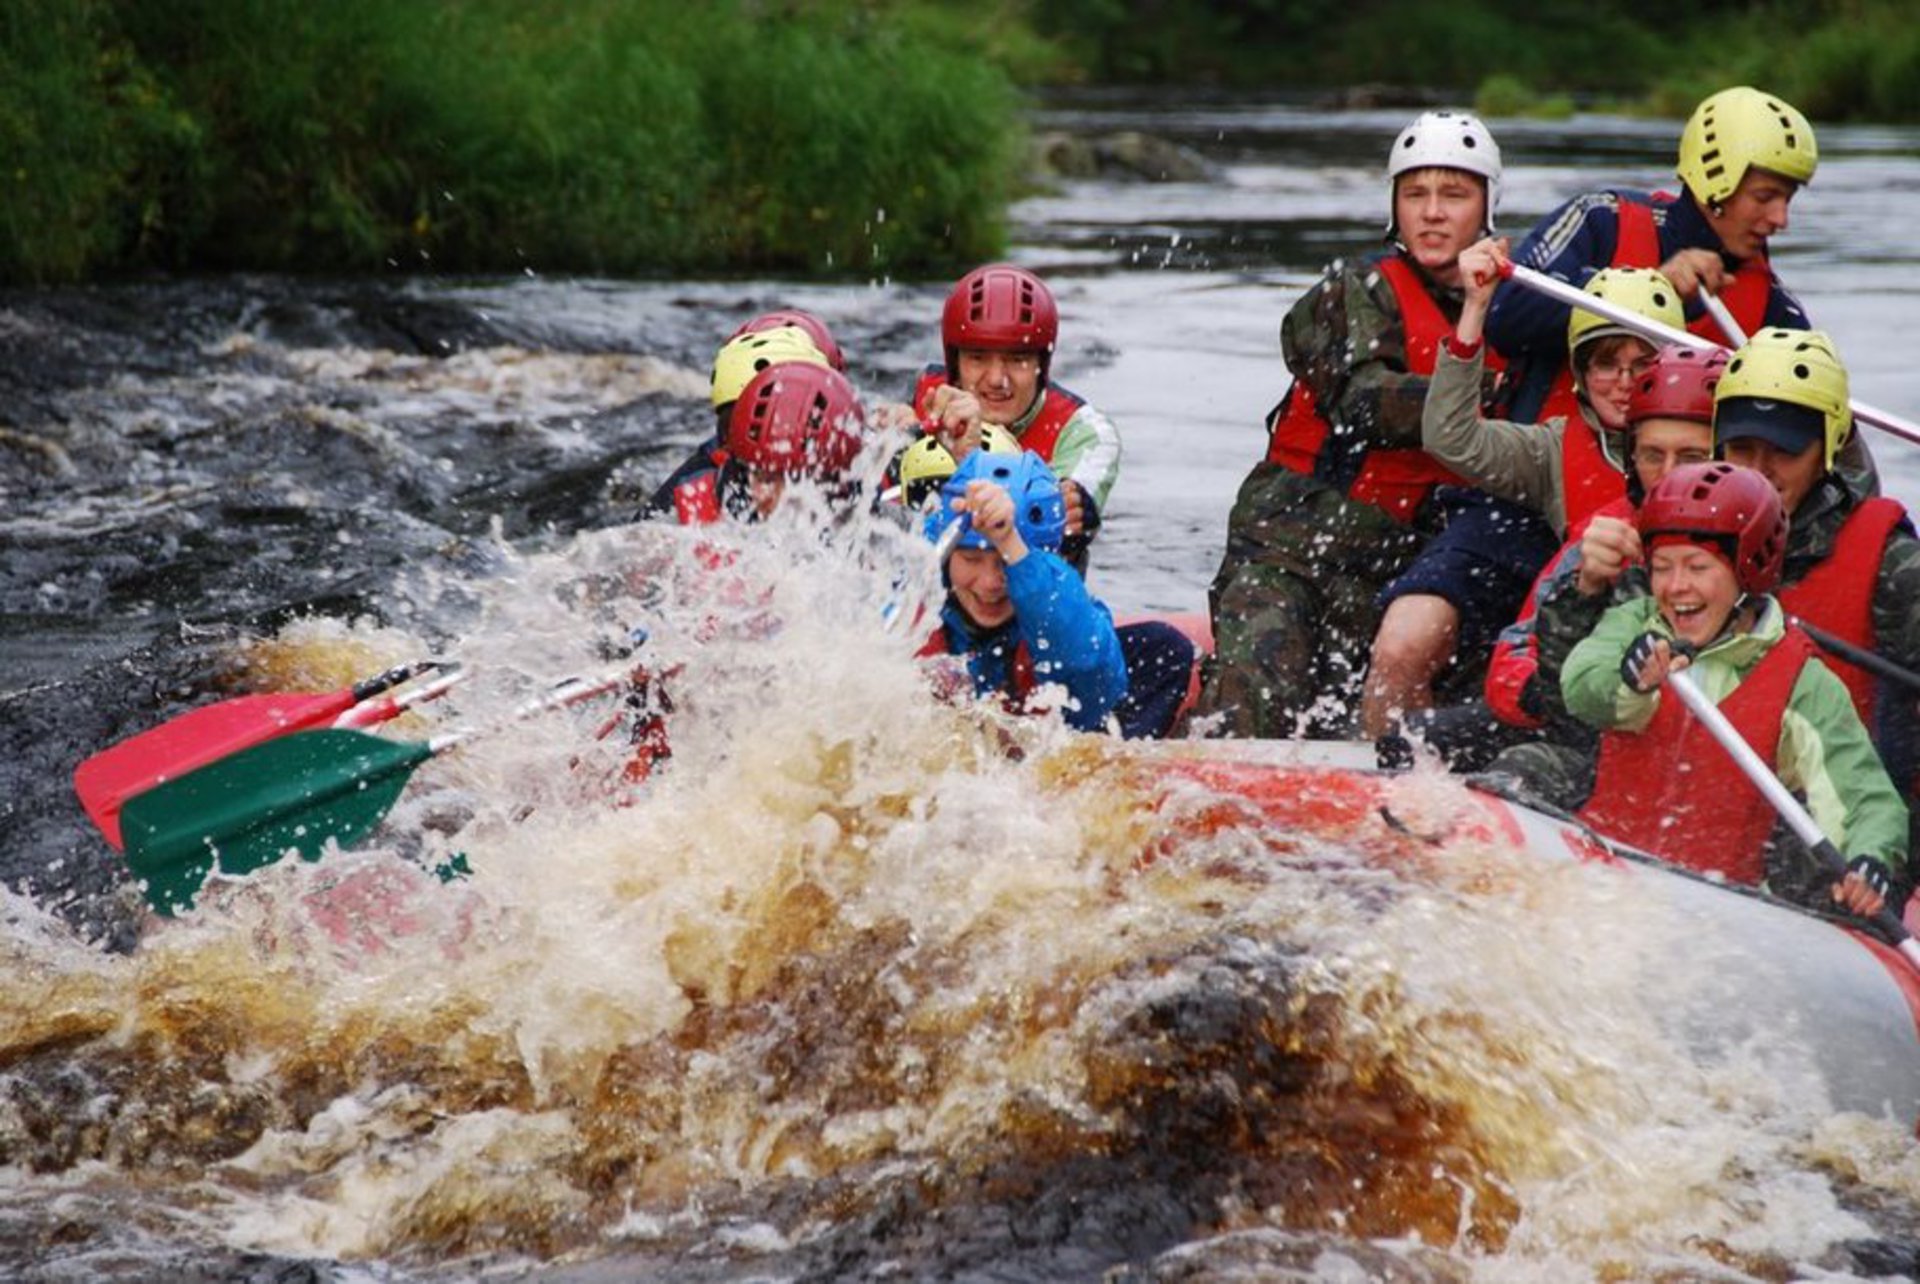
xmin=3 ymin=490 xmax=1916 ymax=1281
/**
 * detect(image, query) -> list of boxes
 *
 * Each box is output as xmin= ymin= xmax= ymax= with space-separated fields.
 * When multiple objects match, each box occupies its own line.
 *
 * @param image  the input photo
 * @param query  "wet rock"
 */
xmin=1845 ymin=1236 xmax=1920 ymax=1277
xmin=1033 ymin=131 xmax=1217 ymax=183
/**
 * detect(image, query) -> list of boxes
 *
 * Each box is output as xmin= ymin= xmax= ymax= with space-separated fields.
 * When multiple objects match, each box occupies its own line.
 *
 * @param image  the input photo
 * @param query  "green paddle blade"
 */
xmin=120 ymin=728 xmax=437 ymax=916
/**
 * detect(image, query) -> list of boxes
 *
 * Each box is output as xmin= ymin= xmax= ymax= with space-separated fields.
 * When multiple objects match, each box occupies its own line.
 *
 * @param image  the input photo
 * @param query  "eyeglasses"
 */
xmin=1586 ymin=355 xmax=1658 ymax=383
xmin=1631 ymin=447 xmax=1714 ymax=470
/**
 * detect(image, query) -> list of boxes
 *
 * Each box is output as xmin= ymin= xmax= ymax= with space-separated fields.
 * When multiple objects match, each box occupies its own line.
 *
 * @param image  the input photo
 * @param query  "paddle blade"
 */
xmin=120 ymin=729 xmax=435 ymax=916
xmin=75 ymin=689 xmax=360 ymax=851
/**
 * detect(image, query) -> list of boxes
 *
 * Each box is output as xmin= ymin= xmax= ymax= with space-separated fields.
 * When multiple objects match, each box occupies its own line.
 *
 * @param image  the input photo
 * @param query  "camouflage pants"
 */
xmin=1480 ymin=738 xmax=1596 ymax=814
xmin=1196 ymin=464 xmax=1427 ymax=738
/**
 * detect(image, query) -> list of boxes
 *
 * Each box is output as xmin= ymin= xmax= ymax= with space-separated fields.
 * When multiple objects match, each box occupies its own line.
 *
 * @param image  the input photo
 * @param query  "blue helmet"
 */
xmin=923 ymin=449 xmax=1067 ymax=554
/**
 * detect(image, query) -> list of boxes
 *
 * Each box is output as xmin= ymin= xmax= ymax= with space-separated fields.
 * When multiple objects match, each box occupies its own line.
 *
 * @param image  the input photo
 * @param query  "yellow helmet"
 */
xmin=1677 ymin=86 xmax=1818 ymax=208
xmin=709 ymin=325 xmax=830 ymax=409
xmin=1568 ymin=266 xmax=1684 ymax=356
xmin=895 ymin=423 xmax=1021 ymax=508
xmin=1714 ymin=328 xmax=1852 ymax=469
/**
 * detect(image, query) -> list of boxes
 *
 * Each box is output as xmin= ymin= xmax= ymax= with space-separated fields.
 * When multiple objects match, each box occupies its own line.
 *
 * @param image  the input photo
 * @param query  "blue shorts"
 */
xmin=1378 ymin=488 xmax=1559 ymax=652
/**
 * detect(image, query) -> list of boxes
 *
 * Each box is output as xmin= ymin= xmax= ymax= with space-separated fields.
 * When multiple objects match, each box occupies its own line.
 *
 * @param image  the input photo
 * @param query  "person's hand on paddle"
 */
xmin=1452 ymin=236 xmax=1509 ymax=347
xmin=923 ymin=384 xmax=985 ymax=458
xmin=1061 ymin=478 xmax=1089 ymax=538
xmin=1834 ymin=856 xmax=1894 ymax=918
xmin=1657 ymin=247 xmax=1729 ymax=302
xmin=951 ymin=478 xmax=1028 ymax=563
xmin=1459 ymin=237 xmax=1509 ymax=302
xmin=1621 ymin=630 xmax=1688 ymax=694
xmin=1576 ymin=514 xmax=1642 ymax=597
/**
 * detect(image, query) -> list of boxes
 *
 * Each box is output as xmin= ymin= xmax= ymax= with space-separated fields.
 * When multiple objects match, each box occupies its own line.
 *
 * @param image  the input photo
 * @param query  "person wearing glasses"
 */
xmin=1426 ymin=342 xmax=1728 ymax=790
xmin=1360 ymin=241 xmax=1684 ymax=746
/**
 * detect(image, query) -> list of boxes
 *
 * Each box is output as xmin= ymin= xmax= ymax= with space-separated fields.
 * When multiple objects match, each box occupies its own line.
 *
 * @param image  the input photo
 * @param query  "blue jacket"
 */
xmin=1485 ymin=187 xmax=1810 ymax=421
xmin=929 ymin=549 xmax=1128 ymax=732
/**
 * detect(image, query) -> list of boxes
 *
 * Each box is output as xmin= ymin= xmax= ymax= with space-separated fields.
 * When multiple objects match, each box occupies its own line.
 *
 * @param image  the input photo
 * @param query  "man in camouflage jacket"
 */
xmin=1199 ymin=110 xmax=1507 ymax=738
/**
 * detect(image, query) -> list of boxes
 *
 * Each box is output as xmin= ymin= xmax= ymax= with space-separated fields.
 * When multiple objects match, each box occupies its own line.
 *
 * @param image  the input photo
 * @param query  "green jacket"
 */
xmin=1014 ymin=393 xmax=1122 ymax=511
xmin=1563 ymin=594 xmax=1909 ymax=876
xmin=1537 ymin=474 xmax=1920 ymax=734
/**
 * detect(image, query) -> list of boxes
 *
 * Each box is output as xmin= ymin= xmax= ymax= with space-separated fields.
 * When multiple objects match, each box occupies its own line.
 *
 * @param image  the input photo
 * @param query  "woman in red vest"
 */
xmin=1563 ymin=462 xmax=1905 ymax=912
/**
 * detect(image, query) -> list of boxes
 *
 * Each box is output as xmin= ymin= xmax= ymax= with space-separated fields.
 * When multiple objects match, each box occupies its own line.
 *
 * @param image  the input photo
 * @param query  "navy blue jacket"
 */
xmin=1486 ymin=187 xmax=1809 ymax=421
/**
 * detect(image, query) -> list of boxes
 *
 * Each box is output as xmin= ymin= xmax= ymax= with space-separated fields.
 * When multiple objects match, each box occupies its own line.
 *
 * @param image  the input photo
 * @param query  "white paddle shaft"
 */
xmin=1506 ymin=262 xmax=1920 ymax=446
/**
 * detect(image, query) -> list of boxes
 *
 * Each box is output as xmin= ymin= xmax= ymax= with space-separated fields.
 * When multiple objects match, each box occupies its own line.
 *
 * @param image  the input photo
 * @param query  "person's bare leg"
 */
xmin=1361 ymin=593 xmax=1459 ymax=739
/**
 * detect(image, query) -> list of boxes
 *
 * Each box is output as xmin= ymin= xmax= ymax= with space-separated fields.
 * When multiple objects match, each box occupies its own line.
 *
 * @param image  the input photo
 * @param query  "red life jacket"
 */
xmin=1778 ymin=497 xmax=1907 ymax=721
xmin=1615 ymin=196 xmax=1776 ymax=343
xmin=1263 ymin=253 xmax=1502 ymax=525
xmin=672 ymin=469 xmax=723 ymax=526
xmin=1559 ymin=415 xmax=1628 ymax=534
xmin=1534 ymin=378 xmax=1584 ymax=428
xmin=917 ymin=625 xmax=1037 ymax=705
xmin=1534 ymin=194 xmax=1779 ymax=415
xmin=1577 ymin=626 xmax=1816 ymax=884
xmin=1485 ymin=496 xmax=1636 ymax=728
xmin=911 ymin=366 xmax=1086 ymax=462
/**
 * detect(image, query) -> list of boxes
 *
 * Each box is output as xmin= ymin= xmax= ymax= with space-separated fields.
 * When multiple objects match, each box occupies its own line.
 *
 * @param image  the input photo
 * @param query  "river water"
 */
xmin=5 ymin=92 xmax=1920 ymax=1280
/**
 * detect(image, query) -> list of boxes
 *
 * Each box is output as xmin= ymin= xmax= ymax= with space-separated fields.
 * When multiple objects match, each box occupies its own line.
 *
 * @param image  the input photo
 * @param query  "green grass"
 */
xmin=0 ymin=0 xmax=1028 ymax=283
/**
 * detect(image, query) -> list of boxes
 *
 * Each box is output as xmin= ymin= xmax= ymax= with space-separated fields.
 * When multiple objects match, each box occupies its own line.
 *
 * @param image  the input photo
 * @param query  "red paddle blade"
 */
xmin=74 ymin=688 xmax=357 ymax=851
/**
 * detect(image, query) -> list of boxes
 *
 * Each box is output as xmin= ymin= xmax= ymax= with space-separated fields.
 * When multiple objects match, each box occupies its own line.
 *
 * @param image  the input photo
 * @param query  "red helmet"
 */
xmin=1637 ymin=461 xmax=1786 ymax=594
xmin=728 ymin=309 xmax=846 ymax=372
xmin=726 ymin=364 xmax=865 ymax=479
xmin=1627 ymin=344 xmax=1729 ymax=427
xmin=941 ymin=264 xmax=1059 ymax=381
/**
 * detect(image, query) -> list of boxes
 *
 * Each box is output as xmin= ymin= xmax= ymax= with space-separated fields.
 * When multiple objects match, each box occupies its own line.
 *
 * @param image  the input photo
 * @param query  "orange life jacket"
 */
xmin=1534 ymin=194 xmax=1779 ymax=415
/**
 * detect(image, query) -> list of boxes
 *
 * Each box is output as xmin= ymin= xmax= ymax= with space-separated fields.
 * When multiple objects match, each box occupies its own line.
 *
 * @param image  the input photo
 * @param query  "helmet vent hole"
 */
xmin=1793 ymin=363 xmax=1810 ymax=380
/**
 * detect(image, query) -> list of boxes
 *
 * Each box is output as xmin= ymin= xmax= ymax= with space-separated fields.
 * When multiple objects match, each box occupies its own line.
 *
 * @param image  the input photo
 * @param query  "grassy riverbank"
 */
xmin=5 ymin=0 xmax=1912 ymax=285
xmin=1034 ymin=0 xmax=1920 ymax=125
xmin=0 ymin=0 xmax=1035 ymax=284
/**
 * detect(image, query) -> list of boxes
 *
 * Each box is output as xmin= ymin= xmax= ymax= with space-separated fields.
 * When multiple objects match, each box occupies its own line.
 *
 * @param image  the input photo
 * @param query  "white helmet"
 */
xmin=1386 ymin=110 xmax=1502 ymax=237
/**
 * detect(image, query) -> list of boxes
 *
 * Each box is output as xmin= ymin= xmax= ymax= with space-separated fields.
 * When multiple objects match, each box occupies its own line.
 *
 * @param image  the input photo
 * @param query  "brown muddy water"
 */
xmin=6 ymin=94 xmax=1920 ymax=1281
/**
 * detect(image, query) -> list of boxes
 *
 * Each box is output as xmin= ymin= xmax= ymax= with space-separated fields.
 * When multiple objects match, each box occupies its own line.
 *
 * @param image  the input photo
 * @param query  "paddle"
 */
xmin=1664 ymin=667 xmax=1920 ymax=968
xmin=1698 ymin=286 xmax=1749 ymax=348
xmin=74 ymin=660 xmax=451 ymax=851
xmin=882 ymin=510 xmax=967 ymax=635
xmin=1791 ymin=616 xmax=1920 ymax=696
xmin=1501 ymin=261 xmax=1920 ymax=447
xmin=119 ymin=666 xmax=632 ymax=916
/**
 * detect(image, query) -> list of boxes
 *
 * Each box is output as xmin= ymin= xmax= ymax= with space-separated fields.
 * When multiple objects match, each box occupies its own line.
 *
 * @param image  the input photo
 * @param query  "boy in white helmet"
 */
xmin=1200 ymin=110 xmax=1521 ymax=739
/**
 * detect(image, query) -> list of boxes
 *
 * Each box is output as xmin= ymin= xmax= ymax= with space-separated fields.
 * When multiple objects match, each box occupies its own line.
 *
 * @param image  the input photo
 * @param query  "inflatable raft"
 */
xmin=1129 ymin=736 xmax=1920 ymax=1131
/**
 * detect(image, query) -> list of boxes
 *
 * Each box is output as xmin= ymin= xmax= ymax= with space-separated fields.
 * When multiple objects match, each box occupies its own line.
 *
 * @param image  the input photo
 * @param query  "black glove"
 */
xmin=1620 ymin=630 xmax=1666 ymax=693
xmin=1842 ymin=855 xmax=1893 ymax=903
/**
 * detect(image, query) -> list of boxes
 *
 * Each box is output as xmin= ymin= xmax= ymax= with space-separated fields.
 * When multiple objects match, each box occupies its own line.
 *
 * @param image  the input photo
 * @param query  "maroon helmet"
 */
xmin=728 ymin=309 xmax=846 ymax=372
xmin=1637 ymin=461 xmax=1786 ymax=594
xmin=941 ymin=264 xmax=1059 ymax=382
xmin=1627 ymin=344 xmax=1730 ymax=427
xmin=726 ymin=364 xmax=864 ymax=479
